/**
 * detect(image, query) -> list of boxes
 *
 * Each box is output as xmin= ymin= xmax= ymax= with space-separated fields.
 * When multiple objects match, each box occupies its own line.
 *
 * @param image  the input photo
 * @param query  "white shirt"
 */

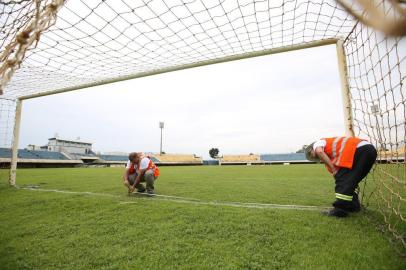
xmin=139 ymin=157 xmax=150 ymax=170
xmin=313 ymin=139 xmax=371 ymax=151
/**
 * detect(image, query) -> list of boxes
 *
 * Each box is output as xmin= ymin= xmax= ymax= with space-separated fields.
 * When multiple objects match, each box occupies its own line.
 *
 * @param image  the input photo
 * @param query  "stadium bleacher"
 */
xmin=92 ymin=154 xmax=199 ymax=165
xmin=98 ymin=155 xmax=128 ymax=162
xmin=0 ymin=147 xmax=314 ymax=167
xmin=0 ymin=148 xmax=69 ymax=160
xmin=203 ymin=160 xmax=220 ymax=165
xmin=0 ymin=148 xmax=11 ymax=158
xmin=260 ymin=153 xmax=307 ymax=162
xmin=149 ymin=156 xmax=160 ymax=163
xmin=152 ymin=154 xmax=202 ymax=163
xmin=30 ymin=150 xmax=68 ymax=160
xmin=221 ymin=154 xmax=260 ymax=163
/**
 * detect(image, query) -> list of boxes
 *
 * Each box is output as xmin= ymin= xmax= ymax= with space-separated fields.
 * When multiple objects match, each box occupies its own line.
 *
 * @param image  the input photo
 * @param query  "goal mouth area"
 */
xmin=19 ymin=185 xmax=330 ymax=212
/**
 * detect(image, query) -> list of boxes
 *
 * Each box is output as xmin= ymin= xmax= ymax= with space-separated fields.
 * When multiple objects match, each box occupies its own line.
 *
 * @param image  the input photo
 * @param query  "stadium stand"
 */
xmin=0 ymin=148 xmax=69 ymax=160
xmin=0 ymin=148 xmax=11 ymax=158
xmin=151 ymin=154 xmax=202 ymax=164
xmin=260 ymin=153 xmax=308 ymax=164
xmin=69 ymin=153 xmax=99 ymax=163
xmin=96 ymin=154 xmax=158 ymax=163
xmin=92 ymin=153 xmax=201 ymax=166
xmin=30 ymin=150 xmax=68 ymax=160
xmin=378 ymin=147 xmax=405 ymax=162
xmin=98 ymin=155 xmax=128 ymax=162
xmin=0 ymin=148 xmax=82 ymax=168
xmin=1 ymin=147 xmax=316 ymax=168
xmin=203 ymin=160 xmax=220 ymax=166
xmin=220 ymin=154 xmax=260 ymax=163
xmin=149 ymin=156 xmax=160 ymax=163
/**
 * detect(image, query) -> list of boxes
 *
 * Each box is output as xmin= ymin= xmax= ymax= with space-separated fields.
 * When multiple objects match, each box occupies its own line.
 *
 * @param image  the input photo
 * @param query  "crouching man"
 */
xmin=305 ymin=136 xmax=377 ymax=217
xmin=127 ymin=152 xmax=160 ymax=195
xmin=123 ymin=152 xmax=145 ymax=193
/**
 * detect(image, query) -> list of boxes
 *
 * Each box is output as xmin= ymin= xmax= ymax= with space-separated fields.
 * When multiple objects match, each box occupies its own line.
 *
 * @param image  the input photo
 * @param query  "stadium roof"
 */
xmin=48 ymin=137 xmax=92 ymax=145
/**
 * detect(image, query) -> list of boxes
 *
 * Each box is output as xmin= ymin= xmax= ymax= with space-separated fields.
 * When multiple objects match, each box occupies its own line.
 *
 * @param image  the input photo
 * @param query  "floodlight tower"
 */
xmin=371 ymin=104 xmax=384 ymax=150
xmin=159 ymin=122 xmax=164 ymax=154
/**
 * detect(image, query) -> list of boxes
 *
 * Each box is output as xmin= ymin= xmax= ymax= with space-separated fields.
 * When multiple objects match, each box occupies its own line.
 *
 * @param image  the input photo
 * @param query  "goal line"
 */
xmin=19 ymin=186 xmax=329 ymax=212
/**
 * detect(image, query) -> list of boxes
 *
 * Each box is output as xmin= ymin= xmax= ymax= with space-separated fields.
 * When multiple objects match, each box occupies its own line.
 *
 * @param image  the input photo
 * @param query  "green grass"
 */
xmin=0 ymin=165 xmax=404 ymax=269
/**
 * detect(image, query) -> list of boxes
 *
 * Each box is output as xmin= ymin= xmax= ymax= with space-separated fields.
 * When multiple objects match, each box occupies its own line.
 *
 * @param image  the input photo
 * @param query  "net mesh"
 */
xmin=0 ymin=0 xmax=356 ymax=98
xmin=0 ymin=97 xmax=16 ymax=171
xmin=0 ymin=0 xmax=405 ymax=253
xmin=0 ymin=98 xmax=16 ymax=148
xmin=344 ymin=19 xmax=406 ymax=253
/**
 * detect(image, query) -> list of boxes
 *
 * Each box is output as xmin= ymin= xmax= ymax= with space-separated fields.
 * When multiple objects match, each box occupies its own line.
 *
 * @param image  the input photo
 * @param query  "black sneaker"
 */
xmin=137 ymin=188 xmax=146 ymax=193
xmin=147 ymin=190 xmax=155 ymax=195
xmin=322 ymin=208 xmax=349 ymax=218
xmin=347 ymin=204 xmax=361 ymax=213
xmin=349 ymin=194 xmax=361 ymax=212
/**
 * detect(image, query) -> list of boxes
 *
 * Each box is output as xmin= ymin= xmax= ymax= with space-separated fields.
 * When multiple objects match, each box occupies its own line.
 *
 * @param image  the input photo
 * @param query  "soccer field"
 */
xmin=0 ymin=165 xmax=405 ymax=269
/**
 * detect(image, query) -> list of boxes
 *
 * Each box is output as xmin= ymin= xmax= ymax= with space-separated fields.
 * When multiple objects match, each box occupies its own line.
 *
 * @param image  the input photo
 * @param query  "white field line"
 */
xmin=132 ymin=191 xmax=200 ymax=201
xmin=119 ymin=200 xmax=328 ymax=211
xmin=19 ymin=187 xmax=328 ymax=211
xmin=172 ymin=177 xmax=280 ymax=181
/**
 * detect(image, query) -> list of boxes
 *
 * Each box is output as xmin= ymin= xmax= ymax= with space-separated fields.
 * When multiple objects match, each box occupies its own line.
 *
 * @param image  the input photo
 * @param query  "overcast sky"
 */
xmin=19 ymin=44 xmax=345 ymax=158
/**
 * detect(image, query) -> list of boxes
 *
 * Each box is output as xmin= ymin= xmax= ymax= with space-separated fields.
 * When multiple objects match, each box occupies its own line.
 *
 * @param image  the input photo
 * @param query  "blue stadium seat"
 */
xmin=0 ymin=148 xmax=12 ymax=158
xmin=0 ymin=148 xmax=69 ymax=160
xmin=98 ymin=155 xmax=128 ymax=162
xmin=260 ymin=153 xmax=306 ymax=161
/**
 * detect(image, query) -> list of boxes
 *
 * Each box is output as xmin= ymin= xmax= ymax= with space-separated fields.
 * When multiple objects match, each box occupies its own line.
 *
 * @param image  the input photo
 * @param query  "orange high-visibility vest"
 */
xmin=128 ymin=162 xmax=136 ymax=174
xmin=322 ymin=137 xmax=363 ymax=171
xmin=141 ymin=157 xmax=160 ymax=178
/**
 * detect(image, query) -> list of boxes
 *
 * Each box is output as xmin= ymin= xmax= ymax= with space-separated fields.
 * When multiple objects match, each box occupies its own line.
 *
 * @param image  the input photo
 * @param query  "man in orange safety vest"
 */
xmin=123 ymin=152 xmax=144 ymax=194
xmin=127 ymin=152 xmax=160 ymax=195
xmin=305 ymin=136 xmax=377 ymax=217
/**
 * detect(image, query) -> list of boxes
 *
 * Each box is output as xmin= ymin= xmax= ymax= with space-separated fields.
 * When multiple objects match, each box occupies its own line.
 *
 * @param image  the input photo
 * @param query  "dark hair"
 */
xmin=128 ymin=152 xmax=137 ymax=161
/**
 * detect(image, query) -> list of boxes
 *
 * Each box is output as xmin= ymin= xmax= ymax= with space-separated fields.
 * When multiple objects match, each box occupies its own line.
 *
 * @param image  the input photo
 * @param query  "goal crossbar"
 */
xmin=18 ymin=38 xmax=338 ymax=101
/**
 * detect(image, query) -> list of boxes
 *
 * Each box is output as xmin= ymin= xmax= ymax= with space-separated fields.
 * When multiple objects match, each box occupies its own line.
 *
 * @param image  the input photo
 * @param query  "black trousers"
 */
xmin=333 ymin=144 xmax=377 ymax=210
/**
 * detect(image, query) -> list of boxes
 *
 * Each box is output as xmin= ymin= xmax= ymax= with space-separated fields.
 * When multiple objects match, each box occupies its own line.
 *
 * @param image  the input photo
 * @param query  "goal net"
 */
xmin=0 ymin=0 xmax=405 ymax=252
xmin=344 ymin=19 xmax=405 ymax=251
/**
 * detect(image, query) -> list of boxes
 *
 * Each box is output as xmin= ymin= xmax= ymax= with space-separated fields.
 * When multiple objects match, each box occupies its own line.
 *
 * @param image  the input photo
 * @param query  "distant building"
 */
xmin=26 ymin=144 xmax=47 ymax=151
xmin=47 ymin=137 xmax=93 ymax=155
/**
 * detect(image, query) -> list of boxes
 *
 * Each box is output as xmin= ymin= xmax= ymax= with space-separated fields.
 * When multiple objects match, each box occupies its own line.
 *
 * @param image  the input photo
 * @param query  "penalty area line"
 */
xmin=19 ymin=187 xmax=328 ymax=211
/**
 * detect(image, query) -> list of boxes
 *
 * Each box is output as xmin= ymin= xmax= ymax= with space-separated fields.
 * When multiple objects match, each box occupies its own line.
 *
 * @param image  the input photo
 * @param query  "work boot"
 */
xmin=135 ymin=183 xmax=146 ymax=193
xmin=348 ymin=194 xmax=361 ymax=213
xmin=137 ymin=187 xmax=146 ymax=193
xmin=322 ymin=207 xmax=348 ymax=218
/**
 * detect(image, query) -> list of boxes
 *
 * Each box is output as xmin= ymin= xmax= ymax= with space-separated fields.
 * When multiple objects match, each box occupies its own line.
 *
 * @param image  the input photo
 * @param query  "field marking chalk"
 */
xmin=19 ymin=187 xmax=328 ymax=211
xmin=131 ymin=191 xmax=201 ymax=201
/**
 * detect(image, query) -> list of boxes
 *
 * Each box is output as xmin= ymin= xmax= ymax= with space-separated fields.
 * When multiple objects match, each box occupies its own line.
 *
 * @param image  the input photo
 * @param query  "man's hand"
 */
xmin=315 ymin=147 xmax=338 ymax=176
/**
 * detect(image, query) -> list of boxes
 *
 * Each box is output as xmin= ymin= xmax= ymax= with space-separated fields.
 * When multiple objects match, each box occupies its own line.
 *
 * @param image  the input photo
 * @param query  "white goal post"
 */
xmin=6 ymin=37 xmax=354 ymax=187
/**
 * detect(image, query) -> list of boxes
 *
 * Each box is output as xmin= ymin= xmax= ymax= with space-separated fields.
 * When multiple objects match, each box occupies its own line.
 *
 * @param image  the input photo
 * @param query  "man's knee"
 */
xmin=144 ymin=170 xmax=155 ymax=181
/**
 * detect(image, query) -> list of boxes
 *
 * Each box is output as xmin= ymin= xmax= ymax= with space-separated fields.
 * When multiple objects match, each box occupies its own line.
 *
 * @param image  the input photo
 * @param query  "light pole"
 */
xmin=371 ymin=104 xmax=384 ymax=150
xmin=159 ymin=122 xmax=164 ymax=154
